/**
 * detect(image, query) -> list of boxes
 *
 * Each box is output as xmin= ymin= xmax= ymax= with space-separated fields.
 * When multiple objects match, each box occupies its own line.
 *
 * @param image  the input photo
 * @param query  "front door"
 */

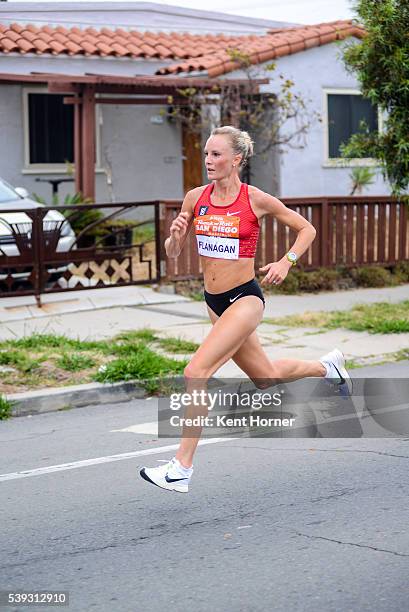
xmin=182 ymin=125 xmax=203 ymax=194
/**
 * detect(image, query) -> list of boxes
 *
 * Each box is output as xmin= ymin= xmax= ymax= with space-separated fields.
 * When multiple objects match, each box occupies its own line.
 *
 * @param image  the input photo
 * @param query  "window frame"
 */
xmin=22 ymin=86 xmax=102 ymax=174
xmin=322 ymin=88 xmax=383 ymax=168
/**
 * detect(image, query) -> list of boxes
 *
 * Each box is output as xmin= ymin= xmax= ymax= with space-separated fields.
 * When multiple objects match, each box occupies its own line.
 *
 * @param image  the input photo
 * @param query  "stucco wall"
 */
xmin=227 ymin=41 xmax=390 ymax=197
xmin=0 ymin=85 xmax=25 ymax=191
xmin=0 ymin=84 xmax=184 ymax=216
xmin=99 ymin=103 xmax=184 ymax=203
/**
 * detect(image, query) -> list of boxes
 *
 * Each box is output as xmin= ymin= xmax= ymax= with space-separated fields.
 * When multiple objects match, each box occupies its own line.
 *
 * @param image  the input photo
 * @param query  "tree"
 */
xmin=165 ymin=50 xmax=320 ymax=182
xmin=342 ymin=0 xmax=409 ymax=195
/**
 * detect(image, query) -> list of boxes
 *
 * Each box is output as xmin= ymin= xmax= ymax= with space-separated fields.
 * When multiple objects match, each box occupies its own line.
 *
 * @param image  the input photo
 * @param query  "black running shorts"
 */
xmin=204 ymin=278 xmax=265 ymax=317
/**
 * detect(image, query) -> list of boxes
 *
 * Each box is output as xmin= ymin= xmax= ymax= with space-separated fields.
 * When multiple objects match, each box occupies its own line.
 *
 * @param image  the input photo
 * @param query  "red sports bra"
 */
xmin=193 ymin=183 xmax=260 ymax=260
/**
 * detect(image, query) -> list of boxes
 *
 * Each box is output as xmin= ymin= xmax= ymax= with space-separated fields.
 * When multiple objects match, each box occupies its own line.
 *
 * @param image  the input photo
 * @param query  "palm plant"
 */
xmin=349 ymin=167 xmax=376 ymax=195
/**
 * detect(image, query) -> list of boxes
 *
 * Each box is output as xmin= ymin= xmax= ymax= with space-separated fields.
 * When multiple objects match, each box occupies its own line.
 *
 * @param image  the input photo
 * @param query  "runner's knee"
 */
xmin=184 ymin=362 xmax=210 ymax=380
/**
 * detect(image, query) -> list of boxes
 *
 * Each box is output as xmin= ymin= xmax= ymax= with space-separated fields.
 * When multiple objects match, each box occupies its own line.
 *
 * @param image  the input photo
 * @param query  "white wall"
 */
xmin=100 ymin=103 xmax=184 ymax=203
xmin=273 ymin=42 xmax=390 ymax=197
xmin=227 ymin=41 xmax=390 ymax=197
xmin=0 ymin=84 xmax=184 ymax=210
xmin=0 ymin=2 xmax=295 ymax=34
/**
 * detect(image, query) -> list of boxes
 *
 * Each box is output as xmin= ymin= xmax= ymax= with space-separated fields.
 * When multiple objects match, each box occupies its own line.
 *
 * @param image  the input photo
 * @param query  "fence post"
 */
xmin=153 ymin=202 xmax=161 ymax=282
xmin=320 ymin=198 xmax=329 ymax=267
xmin=32 ymin=208 xmax=44 ymax=307
xmin=158 ymin=202 xmax=167 ymax=281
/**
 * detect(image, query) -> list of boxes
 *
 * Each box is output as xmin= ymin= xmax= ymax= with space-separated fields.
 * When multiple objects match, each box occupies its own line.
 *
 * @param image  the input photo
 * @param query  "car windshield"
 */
xmin=0 ymin=179 xmax=21 ymax=204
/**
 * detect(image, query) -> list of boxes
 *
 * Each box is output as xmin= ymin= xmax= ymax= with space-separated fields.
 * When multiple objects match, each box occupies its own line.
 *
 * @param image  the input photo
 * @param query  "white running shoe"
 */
xmin=319 ymin=348 xmax=353 ymax=396
xmin=140 ymin=457 xmax=193 ymax=493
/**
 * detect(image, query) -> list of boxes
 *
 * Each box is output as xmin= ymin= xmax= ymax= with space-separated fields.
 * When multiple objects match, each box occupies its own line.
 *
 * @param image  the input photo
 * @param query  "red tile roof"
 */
xmin=0 ymin=20 xmax=364 ymax=76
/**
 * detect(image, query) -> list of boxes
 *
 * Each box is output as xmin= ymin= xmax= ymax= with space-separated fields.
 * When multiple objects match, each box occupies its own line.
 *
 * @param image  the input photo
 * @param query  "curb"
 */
xmin=7 ymin=381 xmax=146 ymax=417
xmin=6 ymin=376 xmax=247 ymax=418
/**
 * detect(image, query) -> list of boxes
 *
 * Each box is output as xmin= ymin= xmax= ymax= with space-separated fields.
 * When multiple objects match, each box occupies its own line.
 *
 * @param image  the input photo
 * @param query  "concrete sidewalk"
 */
xmin=1 ymin=282 xmax=408 ymax=322
xmin=2 ymin=283 xmax=408 ymax=415
xmin=0 ymin=284 xmax=408 ymax=374
xmin=0 ymin=285 xmax=189 ymax=322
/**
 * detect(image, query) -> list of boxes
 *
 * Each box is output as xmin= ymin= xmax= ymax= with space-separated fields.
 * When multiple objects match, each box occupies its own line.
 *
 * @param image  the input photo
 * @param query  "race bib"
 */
xmin=194 ymin=214 xmax=240 ymax=260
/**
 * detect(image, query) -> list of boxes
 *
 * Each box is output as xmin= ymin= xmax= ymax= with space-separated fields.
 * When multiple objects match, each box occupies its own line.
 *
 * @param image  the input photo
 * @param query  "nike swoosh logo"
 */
xmin=165 ymin=475 xmax=188 ymax=483
xmin=332 ymin=364 xmax=345 ymax=385
xmin=226 ymin=211 xmax=241 ymax=216
xmin=229 ymin=292 xmax=243 ymax=303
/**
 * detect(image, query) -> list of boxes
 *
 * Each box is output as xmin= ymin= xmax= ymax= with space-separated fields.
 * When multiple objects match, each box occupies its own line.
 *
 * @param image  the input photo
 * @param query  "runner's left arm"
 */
xmin=253 ymin=189 xmax=316 ymax=285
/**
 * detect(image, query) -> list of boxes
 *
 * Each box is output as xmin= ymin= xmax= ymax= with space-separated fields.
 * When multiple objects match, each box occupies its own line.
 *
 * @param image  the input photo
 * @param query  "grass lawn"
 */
xmin=265 ymin=300 xmax=409 ymax=334
xmin=0 ymin=330 xmax=199 ymax=397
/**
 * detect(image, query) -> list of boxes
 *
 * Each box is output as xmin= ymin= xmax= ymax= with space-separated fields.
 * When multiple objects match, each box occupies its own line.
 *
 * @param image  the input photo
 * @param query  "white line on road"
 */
xmin=0 ymin=438 xmax=237 ymax=483
xmin=111 ymin=422 xmax=158 ymax=435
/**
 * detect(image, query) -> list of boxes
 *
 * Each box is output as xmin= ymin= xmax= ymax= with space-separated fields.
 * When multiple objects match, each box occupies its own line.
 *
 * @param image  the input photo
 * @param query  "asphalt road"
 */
xmin=1 ymin=364 xmax=408 ymax=612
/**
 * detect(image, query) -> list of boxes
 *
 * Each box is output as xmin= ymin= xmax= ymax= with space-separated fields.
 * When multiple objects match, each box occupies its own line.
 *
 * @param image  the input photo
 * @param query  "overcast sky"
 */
xmin=158 ymin=0 xmax=356 ymax=25
xmin=8 ymin=1 xmax=356 ymax=26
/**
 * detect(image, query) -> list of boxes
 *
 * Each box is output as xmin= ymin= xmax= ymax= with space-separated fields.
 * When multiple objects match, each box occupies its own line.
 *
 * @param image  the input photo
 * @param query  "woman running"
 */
xmin=140 ymin=125 xmax=350 ymax=493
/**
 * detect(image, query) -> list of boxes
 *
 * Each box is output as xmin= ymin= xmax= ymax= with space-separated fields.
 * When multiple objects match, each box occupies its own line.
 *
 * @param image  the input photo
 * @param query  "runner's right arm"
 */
xmin=165 ymin=188 xmax=199 ymax=258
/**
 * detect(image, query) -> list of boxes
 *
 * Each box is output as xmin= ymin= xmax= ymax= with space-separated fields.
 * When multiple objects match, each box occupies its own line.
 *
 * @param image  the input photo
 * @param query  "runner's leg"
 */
xmin=175 ymin=295 xmax=264 ymax=467
xmin=206 ymin=306 xmax=326 ymax=386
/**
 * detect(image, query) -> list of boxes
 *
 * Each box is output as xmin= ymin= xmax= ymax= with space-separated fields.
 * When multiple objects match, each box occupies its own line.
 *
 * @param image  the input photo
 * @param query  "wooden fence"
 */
xmin=159 ymin=196 xmax=409 ymax=280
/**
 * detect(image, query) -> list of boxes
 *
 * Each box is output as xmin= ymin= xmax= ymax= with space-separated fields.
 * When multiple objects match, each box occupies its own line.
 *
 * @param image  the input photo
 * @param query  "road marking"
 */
xmin=0 ymin=438 xmax=237 ymax=483
xmin=111 ymin=422 xmax=158 ymax=435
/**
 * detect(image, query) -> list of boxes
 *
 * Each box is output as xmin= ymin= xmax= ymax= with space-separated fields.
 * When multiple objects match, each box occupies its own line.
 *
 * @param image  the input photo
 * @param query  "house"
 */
xmin=0 ymin=2 xmax=296 ymax=35
xmin=0 ymin=2 xmax=390 ymax=212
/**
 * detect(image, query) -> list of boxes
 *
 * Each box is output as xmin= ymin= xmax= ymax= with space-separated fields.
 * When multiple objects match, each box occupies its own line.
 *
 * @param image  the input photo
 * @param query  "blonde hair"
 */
xmin=211 ymin=125 xmax=254 ymax=167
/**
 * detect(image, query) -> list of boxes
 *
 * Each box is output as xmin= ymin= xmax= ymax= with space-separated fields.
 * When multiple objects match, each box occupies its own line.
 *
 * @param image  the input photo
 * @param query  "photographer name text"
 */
xmin=170 ymin=415 xmax=295 ymax=428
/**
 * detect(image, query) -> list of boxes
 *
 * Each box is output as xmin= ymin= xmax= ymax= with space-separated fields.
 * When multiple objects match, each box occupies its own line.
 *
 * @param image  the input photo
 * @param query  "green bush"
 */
xmin=296 ymin=268 xmax=339 ymax=292
xmin=64 ymin=207 xmax=103 ymax=235
xmin=270 ymin=272 xmax=299 ymax=294
xmin=394 ymin=261 xmax=409 ymax=283
xmin=352 ymin=266 xmax=397 ymax=288
xmin=133 ymin=221 xmax=155 ymax=244
xmin=175 ymin=263 xmax=409 ymax=297
xmin=37 ymin=191 xmax=97 ymax=245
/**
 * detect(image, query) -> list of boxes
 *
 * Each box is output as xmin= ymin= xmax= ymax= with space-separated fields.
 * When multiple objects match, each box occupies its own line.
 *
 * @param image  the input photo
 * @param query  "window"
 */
xmin=28 ymin=93 xmax=74 ymax=165
xmin=324 ymin=89 xmax=380 ymax=165
xmin=22 ymin=88 xmax=101 ymax=173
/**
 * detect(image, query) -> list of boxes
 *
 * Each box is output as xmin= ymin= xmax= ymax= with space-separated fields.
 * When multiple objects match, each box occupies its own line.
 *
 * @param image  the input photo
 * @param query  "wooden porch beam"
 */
xmin=74 ymin=94 xmax=83 ymax=195
xmin=48 ymin=82 xmax=81 ymax=94
xmin=81 ymin=85 xmax=96 ymax=202
xmin=63 ymin=96 xmax=187 ymax=105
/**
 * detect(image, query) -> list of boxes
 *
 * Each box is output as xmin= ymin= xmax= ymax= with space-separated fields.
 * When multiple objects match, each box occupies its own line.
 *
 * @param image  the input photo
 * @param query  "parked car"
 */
xmin=0 ymin=177 xmax=76 ymax=282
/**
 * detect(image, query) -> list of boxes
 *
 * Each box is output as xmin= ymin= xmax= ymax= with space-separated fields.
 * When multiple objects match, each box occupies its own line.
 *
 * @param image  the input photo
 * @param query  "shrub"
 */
xmin=174 ymin=262 xmax=409 ymax=297
xmin=352 ymin=266 xmax=397 ymax=288
xmin=296 ymin=268 xmax=339 ymax=292
xmin=270 ymin=272 xmax=299 ymax=294
xmin=394 ymin=261 xmax=409 ymax=283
